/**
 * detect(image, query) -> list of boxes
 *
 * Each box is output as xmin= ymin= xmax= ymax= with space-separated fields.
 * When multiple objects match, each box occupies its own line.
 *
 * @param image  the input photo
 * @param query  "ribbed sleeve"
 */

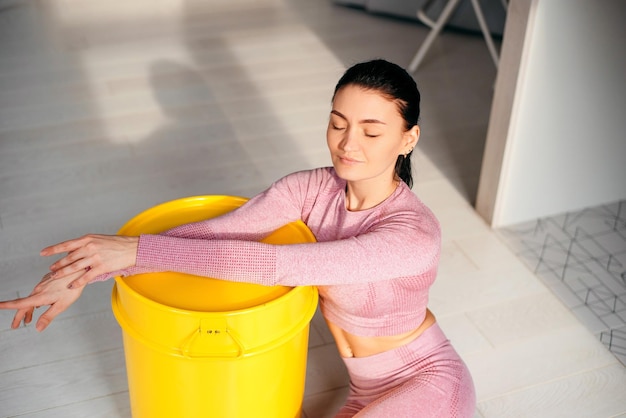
xmin=133 ymin=225 xmax=438 ymax=287
xmin=135 ymin=235 xmax=278 ymax=286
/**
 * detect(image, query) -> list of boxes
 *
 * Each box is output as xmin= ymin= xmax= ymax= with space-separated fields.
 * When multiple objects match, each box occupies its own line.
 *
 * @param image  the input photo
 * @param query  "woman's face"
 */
xmin=327 ymin=85 xmax=418 ymax=185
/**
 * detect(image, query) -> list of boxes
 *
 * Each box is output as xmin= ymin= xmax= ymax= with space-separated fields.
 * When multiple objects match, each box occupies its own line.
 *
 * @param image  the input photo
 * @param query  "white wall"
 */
xmin=477 ymin=0 xmax=626 ymax=227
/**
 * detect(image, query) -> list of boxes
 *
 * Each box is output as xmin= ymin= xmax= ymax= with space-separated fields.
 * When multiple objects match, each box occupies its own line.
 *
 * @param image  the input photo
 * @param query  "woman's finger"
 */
xmin=10 ymin=308 xmax=28 ymax=329
xmin=36 ymin=306 xmax=60 ymax=332
xmin=48 ymin=252 xmax=80 ymax=272
xmin=40 ymin=236 xmax=88 ymax=257
xmin=48 ymin=247 xmax=92 ymax=273
xmin=24 ymin=307 xmax=34 ymax=325
xmin=49 ymin=259 xmax=93 ymax=281
xmin=0 ymin=295 xmax=44 ymax=311
xmin=68 ymin=272 xmax=98 ymax=289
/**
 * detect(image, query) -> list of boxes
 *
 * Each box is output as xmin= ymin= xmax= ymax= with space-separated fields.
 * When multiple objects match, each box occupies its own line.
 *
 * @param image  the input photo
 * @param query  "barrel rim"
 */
xmin=117 ymin=195 xmax=250 ymax=236
xmin=114 ymin=274 xmax=303 ymax=316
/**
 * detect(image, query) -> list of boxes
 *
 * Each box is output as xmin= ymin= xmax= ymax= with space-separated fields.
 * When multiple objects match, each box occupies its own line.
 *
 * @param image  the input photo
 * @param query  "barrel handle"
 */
xmin=181 ymin=318 xmax=245 ymax=359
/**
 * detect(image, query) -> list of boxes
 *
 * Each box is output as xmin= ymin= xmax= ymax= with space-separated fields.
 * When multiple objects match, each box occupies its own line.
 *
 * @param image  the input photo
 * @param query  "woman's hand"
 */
xmin=0 ymin=271 xmax=86 ymax=332
xmin=41 ymin=234 xmax=139 ymax=288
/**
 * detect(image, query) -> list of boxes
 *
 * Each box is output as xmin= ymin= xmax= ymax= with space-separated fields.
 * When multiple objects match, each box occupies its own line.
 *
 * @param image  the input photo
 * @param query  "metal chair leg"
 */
xmin=471 ymin=0 xmax=499 ymax=67
xmin=408 ymin=0 xmax=507 ymax=72
xmin=408 ymin=0 xmax=462 ymax=72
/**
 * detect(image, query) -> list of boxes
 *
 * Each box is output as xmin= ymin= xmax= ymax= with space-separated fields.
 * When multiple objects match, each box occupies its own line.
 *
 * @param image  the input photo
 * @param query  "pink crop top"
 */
xmin=97 ymin=167 xmax=441 ymax=337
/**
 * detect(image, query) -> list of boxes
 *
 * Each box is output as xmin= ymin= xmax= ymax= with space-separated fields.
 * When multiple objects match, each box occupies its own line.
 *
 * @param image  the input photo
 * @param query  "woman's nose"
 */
xmin=339 ymin=129 xmax=359 ymax=151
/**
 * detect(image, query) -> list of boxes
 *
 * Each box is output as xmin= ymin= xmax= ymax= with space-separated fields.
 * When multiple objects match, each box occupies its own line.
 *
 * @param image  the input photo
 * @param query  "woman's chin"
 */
xmin=333 ymin=168 xmax=363 ymax=183
xmin=332 ymin=164 xmax=354 ymax=178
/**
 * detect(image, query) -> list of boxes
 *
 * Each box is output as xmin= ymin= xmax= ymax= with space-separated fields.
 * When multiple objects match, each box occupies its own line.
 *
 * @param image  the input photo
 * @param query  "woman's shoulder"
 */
xmin=279 ymin=167 xmax=344 ymax=193
xmin=283 ymin=166 xmax=339 ymax=182
xmin=388 ymin=184 xmax=440 ymax=230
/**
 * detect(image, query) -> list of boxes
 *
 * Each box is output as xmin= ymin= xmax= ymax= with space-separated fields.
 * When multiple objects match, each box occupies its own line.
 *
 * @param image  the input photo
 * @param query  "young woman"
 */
xmin=0 ymin=59 xmax=476 ymax=417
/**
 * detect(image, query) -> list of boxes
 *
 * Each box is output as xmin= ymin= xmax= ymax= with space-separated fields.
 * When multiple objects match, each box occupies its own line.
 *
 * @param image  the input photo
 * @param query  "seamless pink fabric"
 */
xmin=336 ymin=324 xmax=475 ymax=417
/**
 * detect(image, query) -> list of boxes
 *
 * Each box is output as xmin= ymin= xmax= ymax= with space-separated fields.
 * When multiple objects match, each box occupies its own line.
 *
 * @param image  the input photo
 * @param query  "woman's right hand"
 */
xmin=41 ymin=234 xmax=139 ymax=289
xmin=0 ymin=270 xmax=86 ymax=332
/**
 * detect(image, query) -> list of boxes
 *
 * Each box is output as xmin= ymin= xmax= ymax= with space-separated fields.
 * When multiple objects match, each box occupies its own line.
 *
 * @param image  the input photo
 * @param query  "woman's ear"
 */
xmin=403 ymin=125 xmax=420 ymax=153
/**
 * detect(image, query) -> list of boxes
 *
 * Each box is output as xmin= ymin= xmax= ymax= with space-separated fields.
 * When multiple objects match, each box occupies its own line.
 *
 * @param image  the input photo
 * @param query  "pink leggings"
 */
xmin=335 ymin=324 xmax=475 ymax=417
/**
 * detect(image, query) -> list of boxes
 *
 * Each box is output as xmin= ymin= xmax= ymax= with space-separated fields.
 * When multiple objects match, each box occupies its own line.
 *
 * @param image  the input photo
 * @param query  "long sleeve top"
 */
xmin=96 ymin=167 xmax=441 ymax=337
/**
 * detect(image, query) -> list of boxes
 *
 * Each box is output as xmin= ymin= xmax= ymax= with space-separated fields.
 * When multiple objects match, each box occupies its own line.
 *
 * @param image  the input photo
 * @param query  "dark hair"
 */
xmin=332 ymin=59 xmax=420 ymax=188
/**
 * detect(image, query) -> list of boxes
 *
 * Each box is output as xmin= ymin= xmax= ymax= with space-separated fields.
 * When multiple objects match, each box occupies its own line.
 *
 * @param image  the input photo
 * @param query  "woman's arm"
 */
xmin=41 ymin=170 xmax=317 ymax=287
xmin=158 ymin=171 xmax=310 ymax=241
xmin=134 ymin=216 xmax=440 ymax=287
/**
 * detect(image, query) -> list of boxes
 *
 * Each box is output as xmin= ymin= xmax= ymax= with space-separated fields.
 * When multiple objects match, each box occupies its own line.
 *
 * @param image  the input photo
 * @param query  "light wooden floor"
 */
xmin=1 ymin=0 xmax=625 ymax=417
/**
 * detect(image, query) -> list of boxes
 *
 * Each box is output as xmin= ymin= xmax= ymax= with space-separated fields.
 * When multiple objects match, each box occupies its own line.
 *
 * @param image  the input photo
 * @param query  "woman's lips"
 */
xmin=338 ymin=156 xmax=361 ymax=165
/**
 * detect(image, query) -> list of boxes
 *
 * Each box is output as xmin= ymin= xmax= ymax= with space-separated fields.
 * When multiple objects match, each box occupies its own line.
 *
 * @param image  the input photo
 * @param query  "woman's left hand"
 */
xmin=0 ymin=271 xmax=86 ymax=332
xmin=41 ymin=234 xmax=139 ymax=289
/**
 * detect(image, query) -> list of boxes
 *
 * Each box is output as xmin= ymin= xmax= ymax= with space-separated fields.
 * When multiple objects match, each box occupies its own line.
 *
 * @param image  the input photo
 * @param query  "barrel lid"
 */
xmin=115 ymin=196 xmax=316 ymax=312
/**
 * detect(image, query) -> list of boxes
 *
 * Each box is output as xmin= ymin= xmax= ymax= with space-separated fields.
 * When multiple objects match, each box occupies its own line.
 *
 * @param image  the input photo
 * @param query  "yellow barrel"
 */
xmin=111 ymin=196 xmax=318 ymax=418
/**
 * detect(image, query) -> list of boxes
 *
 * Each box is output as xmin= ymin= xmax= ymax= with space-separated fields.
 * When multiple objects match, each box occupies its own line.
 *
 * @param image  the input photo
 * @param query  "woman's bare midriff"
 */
xmin=326 ymin=309 xmax=437 ymax=358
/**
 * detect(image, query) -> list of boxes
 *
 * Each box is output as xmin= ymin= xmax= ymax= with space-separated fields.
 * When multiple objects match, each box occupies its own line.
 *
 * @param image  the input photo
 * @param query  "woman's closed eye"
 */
xmin=364 ymin=132 xmax=381 ymax=138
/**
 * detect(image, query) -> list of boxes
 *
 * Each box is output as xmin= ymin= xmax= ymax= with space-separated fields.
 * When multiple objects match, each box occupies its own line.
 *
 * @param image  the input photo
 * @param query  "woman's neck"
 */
xmin=345 ymin=176 xmax=400 ymax=211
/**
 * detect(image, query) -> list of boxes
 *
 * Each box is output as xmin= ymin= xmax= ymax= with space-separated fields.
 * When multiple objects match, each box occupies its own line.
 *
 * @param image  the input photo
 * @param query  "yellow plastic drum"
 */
xmin=111 ymin=196 xmax=318 ymax=418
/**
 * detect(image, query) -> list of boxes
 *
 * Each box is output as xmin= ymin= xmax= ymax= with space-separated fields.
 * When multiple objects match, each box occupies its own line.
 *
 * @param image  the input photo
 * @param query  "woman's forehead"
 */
xmin=332 ymin=85 xmax=401 ymax=121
